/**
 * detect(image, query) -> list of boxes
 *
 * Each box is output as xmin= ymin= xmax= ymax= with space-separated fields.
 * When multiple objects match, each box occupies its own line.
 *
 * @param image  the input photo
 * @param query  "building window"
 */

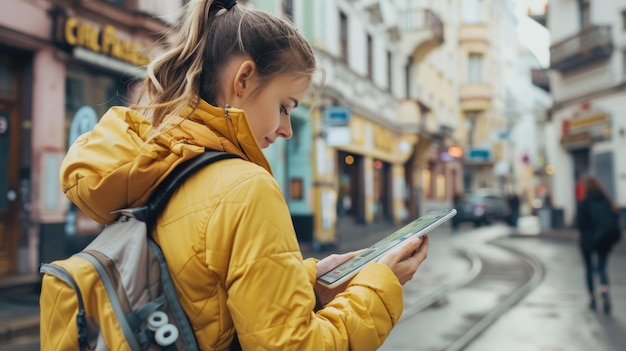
xmin=290 ymin=178 xmax=303 ymax=200
xmin=366 ymin=34 xmax=373 ymax=80
xmin=579 ymin=0 xmax=590 ymax=28
xmin=462 ymin=0 xmax=482 ymax=23
xmin=282 ymin=0 xmax=294 ymax=22
xmin=468 ymin=53 xmax=483 ymax=83
xmin=65 ymin=65 xmax=129 ymax=143
xmin=340 ymin=11 xmax=348 ymax=64
xmin=387 ymin=51 xmax=393 ymax=92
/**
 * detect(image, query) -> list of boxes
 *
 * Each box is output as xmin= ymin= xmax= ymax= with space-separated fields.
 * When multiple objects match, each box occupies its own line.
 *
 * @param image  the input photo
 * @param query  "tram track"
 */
xmin=383 ymin=236 xmax=545 ymax=351
xmin=443 ymin=241 xmax=545 ymax=351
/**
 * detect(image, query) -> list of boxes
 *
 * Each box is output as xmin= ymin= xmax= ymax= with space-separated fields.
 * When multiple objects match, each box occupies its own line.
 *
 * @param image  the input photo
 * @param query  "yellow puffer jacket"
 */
xmin=58 ymin=100 xmax=404 ymax=350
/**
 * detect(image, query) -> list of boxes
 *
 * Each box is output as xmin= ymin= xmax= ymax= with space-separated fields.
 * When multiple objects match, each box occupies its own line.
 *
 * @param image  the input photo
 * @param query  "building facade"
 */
xmin=456 ymin=0 xmax=520 ymax=194
xmin=545 ymin=0 xmax=626 ymax=225
xmin=304 ymin=0 xmax=445 ymax=248
xmin=0 ymin=0 xmax=180 ymax=277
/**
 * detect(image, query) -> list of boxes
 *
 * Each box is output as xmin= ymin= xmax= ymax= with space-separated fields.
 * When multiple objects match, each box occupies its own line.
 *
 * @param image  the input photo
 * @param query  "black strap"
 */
xmin=130 ymin=151 xmax=241 ymax=225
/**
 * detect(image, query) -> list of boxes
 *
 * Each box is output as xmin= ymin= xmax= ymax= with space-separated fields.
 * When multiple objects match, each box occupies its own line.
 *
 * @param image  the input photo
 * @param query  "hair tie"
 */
xmin=215 ymin=0 xmax=236 ymax=16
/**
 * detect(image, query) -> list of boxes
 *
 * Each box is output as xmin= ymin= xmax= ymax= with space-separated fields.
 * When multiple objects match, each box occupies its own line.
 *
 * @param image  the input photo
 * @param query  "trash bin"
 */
xmin=538 ymin=207 xmax=551 ymax=231
xmin=551 ymin=208 xmax=564 ymax=229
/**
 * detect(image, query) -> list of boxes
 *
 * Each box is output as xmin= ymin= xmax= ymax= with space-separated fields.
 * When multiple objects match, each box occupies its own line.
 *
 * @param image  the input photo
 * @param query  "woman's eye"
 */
xmin=280 ymin=105 xmax=288 ymax=116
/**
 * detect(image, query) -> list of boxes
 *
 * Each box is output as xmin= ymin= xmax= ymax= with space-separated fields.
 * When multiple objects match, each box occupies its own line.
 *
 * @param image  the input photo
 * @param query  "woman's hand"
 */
xmin=378 ymin=235 xmax=429 ymax=286
xmin=314 ymin=250 xmax=364 ymax=306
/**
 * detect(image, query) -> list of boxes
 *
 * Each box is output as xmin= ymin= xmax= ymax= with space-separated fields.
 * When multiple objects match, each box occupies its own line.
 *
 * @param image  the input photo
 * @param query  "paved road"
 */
xmin=466 ymin=236 xmax=626 ymax=351
xmin=5 ymin=217 xmax=625 ymax=350
xmin=380 ymin=220 xmax=626 ymax=351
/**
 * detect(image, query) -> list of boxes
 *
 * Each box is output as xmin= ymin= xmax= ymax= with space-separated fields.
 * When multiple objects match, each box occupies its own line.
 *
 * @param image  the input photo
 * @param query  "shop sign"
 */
xmin=323 ymin=106 xmax=351 ymax=126
xmin=467 ymin=148 xmax=491 ymax=161
xmin=56 ymin=16 xmax=150 ymax=66
xmin=326 ymin=126 xmax=352 ymax=146
xmin=561 ymin=112 xmax=611 ymax=149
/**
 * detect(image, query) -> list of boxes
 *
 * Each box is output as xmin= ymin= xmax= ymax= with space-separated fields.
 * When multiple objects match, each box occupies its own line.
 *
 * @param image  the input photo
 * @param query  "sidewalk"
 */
xmin=300 ymin=216 xmax=399 ymax=259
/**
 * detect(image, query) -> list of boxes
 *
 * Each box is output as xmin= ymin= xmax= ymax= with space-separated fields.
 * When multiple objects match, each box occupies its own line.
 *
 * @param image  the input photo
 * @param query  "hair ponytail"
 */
xmin=135 ymin=0 xmax=216 ymax=126
xmin=134 ymin=0 xmax=316 ymax=128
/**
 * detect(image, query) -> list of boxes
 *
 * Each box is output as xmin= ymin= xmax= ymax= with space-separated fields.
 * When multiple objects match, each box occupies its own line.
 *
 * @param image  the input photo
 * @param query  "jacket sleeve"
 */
xmin=302 ymin=258 xmax=319 ymax=286
xmin=214 ymin=172 xmax=403 ymax=351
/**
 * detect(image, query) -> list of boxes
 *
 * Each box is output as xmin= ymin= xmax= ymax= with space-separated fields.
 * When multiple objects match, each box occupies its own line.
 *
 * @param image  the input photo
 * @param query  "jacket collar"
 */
xmin=170 ymin=99 xmax=273 ymax=175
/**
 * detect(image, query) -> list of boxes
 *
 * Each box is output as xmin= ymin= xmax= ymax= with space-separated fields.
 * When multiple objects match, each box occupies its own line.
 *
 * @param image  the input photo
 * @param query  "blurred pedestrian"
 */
xmin=576 ymin=176 xmax=622 ymax=314
xmin=58 ymin=1 xmax=430 ymax=349
xmin=507 ymin=192 xmax=520 ymax=228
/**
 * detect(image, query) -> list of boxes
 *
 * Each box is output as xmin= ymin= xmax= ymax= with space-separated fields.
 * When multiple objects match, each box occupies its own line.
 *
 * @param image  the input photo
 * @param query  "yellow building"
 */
xmin=307 ymin=2 xmax=445 ymax=249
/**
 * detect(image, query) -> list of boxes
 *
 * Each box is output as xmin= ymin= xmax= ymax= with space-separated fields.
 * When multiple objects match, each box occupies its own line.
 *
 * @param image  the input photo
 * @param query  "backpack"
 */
xmin=40 ymin=151 xmax=240 ymax=351
xmin=589 ymin=197 xmax=622 ymax=248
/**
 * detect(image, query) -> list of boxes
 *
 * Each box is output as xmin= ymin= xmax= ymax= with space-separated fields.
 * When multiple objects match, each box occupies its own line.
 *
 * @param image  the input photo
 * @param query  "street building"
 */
xmin=0 ymin=0 xmax=182 ymax=277
xmin=0 ymin=0 xmax=558 ymax=280
xmin=541 ymin=0 xmax=626 ymax=226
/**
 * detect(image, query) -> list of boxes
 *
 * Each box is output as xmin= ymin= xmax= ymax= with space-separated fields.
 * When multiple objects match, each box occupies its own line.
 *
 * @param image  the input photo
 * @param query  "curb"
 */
xmin=0 ymin=315 xmax=39 ymax=345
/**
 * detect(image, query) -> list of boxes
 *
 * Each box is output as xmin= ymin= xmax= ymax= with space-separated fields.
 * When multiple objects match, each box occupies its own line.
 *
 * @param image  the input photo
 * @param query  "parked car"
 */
xmin=453 ymin=190 xmax=512 ymax=227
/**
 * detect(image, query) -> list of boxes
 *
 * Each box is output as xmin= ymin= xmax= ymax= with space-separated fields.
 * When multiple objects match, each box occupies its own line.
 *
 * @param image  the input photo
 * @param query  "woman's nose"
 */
xmin=278 ymin=117 xmax=293 ymax=139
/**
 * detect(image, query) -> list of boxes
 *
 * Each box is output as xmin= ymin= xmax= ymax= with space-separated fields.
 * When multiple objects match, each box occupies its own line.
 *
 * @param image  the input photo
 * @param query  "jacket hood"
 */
xmin=60 ymin=100 xmax=271 ymax=224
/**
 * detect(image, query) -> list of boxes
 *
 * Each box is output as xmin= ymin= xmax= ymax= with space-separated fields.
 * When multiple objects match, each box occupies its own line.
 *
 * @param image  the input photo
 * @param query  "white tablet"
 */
xmin=317 ymin=209 xmax=457 ymax=289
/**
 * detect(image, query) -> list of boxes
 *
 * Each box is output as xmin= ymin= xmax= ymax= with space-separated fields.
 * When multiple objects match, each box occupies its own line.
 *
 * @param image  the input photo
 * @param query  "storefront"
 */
xmin=0 ymin=48 xmax=31 ymax=276
xmin=310 ymin=106 xmax=421 ymax=249
xmin=0 ymin=1 xmax=167 ymax=277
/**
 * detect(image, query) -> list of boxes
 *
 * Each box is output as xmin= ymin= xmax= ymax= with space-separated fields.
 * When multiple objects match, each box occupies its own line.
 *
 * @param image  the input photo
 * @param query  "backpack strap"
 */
xmin=129 ymin=150 xmax=241 ymax=225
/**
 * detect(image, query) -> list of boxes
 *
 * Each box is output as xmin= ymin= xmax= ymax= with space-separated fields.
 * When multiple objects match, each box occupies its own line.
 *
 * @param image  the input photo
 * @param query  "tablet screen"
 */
xmin=317 ymin=209 xmax=456 ymax=287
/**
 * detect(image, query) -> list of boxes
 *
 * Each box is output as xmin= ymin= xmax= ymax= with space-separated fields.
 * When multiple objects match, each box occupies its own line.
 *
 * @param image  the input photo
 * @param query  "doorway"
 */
xmin=0 ymin=53 xmax=23 ymax=276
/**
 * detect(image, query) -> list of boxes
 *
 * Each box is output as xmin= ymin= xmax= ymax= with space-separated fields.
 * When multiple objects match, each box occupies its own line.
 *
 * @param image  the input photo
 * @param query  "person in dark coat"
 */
xmin=507 ymin=192 xmax=520 ymax=228
xmin=576 ymin=176 xmax=622 ymax=314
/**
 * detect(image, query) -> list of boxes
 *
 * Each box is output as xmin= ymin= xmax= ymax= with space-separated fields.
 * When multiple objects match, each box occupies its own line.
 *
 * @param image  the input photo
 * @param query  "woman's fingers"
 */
xmin=378 ymin=235 xmax=430 ymax=285
xmin=316 ymin=249 xmax=366 ymax=278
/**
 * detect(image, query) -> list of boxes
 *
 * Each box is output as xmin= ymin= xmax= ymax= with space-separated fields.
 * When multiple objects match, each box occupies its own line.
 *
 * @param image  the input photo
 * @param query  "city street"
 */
xmin=2 ymin=218 xmax=626 ymax=350
xmin=379 ymin=219 xmax=626 ymax=351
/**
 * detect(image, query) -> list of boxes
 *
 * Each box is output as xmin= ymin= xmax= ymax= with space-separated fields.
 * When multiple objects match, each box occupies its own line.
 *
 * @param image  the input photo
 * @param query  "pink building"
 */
xmin=0 ymin=0 xmax=174 ymax=279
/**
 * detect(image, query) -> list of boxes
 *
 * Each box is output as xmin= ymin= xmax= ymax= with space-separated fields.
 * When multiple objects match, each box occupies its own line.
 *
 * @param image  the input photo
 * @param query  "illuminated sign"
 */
xmin=57 ymin=16 xmax=150 ymax=66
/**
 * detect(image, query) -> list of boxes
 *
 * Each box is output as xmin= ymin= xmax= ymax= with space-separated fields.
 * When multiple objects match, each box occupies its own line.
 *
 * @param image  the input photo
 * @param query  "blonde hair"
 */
xmin=134 ymin=0 xmax=316 ymax=126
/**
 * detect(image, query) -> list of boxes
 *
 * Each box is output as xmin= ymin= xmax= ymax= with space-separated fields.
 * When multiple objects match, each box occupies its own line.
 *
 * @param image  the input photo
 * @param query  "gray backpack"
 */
xmin=40 ymin=151 xmax=239 ymax=350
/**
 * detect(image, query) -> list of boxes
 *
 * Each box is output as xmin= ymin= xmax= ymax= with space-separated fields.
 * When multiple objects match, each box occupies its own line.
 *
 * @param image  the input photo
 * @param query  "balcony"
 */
xmin=459 ymin=23 xmax=489 ymax=48
xmin=398 ymin=9 xmax=444 ymax=61
xmin=531 ymin=69 xmax=550 ymax=92
xmin=397 ymin=99 xmax=437 ymax=134
xmin=314 ymin=49 xmax=397 ymax=125
xmin=459 ymin=83 xmax=492 ymax=111
xmin=550 ymin=25 xmax=613 ymax=71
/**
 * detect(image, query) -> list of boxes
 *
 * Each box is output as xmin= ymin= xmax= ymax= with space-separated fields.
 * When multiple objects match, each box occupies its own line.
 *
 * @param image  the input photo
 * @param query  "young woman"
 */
xmin=59 ymin=0 xmax=429 ymax=350
xmin=576 ymin=176 xmax=622 ymax=314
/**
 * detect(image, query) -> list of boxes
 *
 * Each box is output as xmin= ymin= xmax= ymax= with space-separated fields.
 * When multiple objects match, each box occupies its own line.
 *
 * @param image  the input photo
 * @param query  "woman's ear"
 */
xmin=233 ymin=60 xmax=256 ymax=97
